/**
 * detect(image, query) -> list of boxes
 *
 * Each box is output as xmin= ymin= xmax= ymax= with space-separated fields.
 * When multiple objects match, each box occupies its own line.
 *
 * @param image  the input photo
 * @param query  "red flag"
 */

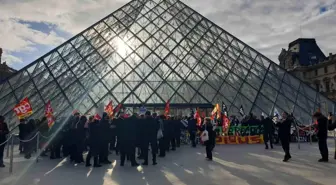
xmin=13 ymin=97 xmax=33 ymax=119
xmin=45 ymin=101 xmax=55 ymax=128
xmin=164 ymin=100 xmax=170 ymax=117
xmin=222 ymin=114 xmax=230 ymax=132
xmin=105 ymin=101 xmax=114 ymax=117
xmin=194 ymin=108 xmax=202 ymax=126
xmin=94 ymin=113 xmax=102 ymax=120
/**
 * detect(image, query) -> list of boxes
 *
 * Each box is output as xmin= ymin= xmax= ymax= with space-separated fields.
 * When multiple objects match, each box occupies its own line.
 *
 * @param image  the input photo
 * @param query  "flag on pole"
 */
xmin=45 ymin=100 xmax=55 ymax=128
xmin=211 ymin=104 xmax=220 ymax=120
xmin=194 ymin=108 xmax=202 ymax=126
xmin=239 ymin=105 xmax=245 ymax=117
xmin=164 ymin=100 xmax=170 ymax=117
xmin=94 ymin=113 xmax=102 ymax=120
xmin=113 ymin=104 xmax=122 ymax=117
xmin=222 ymin=114 xmax=230 ymax=134
xmin=13 ymin=97 xmax=33 ymax=119
xmin=105 ymin=101 xmax=114 ymax=118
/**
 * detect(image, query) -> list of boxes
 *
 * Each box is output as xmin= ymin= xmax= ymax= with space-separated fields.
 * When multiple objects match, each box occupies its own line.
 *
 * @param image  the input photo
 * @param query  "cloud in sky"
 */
xmin=0 ymin=0 xmax=335 ymax=69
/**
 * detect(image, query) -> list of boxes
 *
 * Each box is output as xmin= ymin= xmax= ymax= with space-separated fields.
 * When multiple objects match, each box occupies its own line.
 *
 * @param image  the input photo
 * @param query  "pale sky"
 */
xmin=0 ymin=0 xmax=335 ymax=70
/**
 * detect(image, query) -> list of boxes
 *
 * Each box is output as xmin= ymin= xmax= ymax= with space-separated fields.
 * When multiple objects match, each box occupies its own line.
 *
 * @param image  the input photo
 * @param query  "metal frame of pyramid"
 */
xmin=0 ymin=0 xmax=334 ymax=128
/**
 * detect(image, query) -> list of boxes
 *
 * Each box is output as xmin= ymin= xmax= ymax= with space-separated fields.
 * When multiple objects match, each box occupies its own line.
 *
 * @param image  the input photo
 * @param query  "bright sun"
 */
xmin=115 ymin=37 xmax=131 ymax=58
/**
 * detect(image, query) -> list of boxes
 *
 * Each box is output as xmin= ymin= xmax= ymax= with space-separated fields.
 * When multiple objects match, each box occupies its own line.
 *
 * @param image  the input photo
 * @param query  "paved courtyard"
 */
xmin=1 ymin=140 xmax=336 ymax=185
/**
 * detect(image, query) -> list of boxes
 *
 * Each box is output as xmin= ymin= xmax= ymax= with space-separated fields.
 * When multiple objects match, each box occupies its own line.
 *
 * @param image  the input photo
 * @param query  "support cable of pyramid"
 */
xmin=0 ymin=0 xmax=335 ymax=129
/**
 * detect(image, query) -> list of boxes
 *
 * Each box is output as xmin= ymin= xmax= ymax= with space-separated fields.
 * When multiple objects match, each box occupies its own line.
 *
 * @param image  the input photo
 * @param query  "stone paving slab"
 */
xmin=1 ymin=140 xmax=336 ymax=185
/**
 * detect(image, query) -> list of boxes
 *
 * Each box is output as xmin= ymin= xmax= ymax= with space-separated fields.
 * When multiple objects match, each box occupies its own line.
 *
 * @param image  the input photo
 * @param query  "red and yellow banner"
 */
xmin=215 ymin=135 xmax=264 ymax=144
xmin=105 ymin=101 xmax=114 ymax=118
xmin=211 ymin=104 xmax=220 ymax=120
xmin=194 ymin=108 xmax=202 ymax=126
xmin=13 ymin=97 xmax=33 ymax=119
xmin=45 ymin=100 xmax=55 ymax=128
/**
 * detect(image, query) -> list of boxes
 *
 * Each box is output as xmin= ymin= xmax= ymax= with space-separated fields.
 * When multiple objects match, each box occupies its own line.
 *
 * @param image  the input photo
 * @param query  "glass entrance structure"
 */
xmin=0 ymin=0 xmax=334 ymax=129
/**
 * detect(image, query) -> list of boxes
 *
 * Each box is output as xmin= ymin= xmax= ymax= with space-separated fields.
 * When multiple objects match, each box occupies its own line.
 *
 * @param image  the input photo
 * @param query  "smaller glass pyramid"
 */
xmin=0 ymin=0 xmax=334 ymax=129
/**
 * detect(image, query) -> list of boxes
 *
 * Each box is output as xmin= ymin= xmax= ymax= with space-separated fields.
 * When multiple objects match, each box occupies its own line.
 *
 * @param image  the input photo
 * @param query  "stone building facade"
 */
xmin=279 ymin=38 xmax=336 ymax=101
xmin=0 ymin=48 xmax=17 ymax=82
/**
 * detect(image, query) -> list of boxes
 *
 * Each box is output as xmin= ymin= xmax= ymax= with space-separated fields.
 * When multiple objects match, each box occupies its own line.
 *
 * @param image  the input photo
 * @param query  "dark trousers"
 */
xmin=121 ymin=145 xmax=137 ymax=165
xmin=190 ymin=131 xmax=196 ymax=147
xmin=141 ymin=142 xmax=157 ymax=164
xmin=100 ymin=142 xmax=109 ymax=162
xmin=280 ymin=138 xmax=290 ymax=158
xmin=170 ymin=138 xmax=176 ymax=150
xmin=205 ymin=143 xmax=213 ymax=160
xmin=318 ymin=138 xmax=328 ymax=160
xmin=0 ymin=143 xmax=5 ymax=165
xmin=86 ymin=150 xmax=99 ymax=165
xmin=50 ymin=142 xmax=61 ymax=158
xmin=159 ymin=138 xmax=165 ymax=156
xmin=110 ymin=136 xmax=116 ymax=150
xmin=164 ymin=137 xmax=171 ymax=152
xmin=264 ymin=132 xmax=273 ymax=147
xmin=176 ymin=134 xmax=181 ymax=147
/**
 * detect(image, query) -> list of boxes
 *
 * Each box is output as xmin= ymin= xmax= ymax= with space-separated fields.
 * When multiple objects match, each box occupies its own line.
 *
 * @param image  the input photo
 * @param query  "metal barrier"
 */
xmin=1 ymin=131 xmax=53 ymax=173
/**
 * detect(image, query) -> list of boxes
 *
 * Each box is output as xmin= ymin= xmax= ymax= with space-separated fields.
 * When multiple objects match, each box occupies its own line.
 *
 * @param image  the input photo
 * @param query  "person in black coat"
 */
xmin=313 ymin=112 xmax=329 ymax=162
xmin=99 ymin=113 xmax=112 ymax=164
xmin=188 ymin=117 xmax=197 ymax=147
xmin=75 ymin=116 xmax=87 ymax=163
xmin=86 ymin=117 xmax=102 ymax=167
xmin=174 ymin=116 xmax=182 ymax=148
xmin=19 ymin=119 xmax=35 ymax=159
xmin=164 ymin=116 xmax=174 ymax=152
xmin=276 ymin=112 xmax=292 ymax=162
xmin=261 ymin=115 xmax=275 ymax=149
xmin=140 ymin=111 xmax=159 ymax=165
xmin=0 ymin=116 xmax=9 ymax=167
xmin=158 ymin=115 xmax=166 ymax=157
xmin=69 ymin=113 xmax=80 ymax=162
xmin=203 ymin=118 xmax=215 ymax=160
xmin=49 ymin=117 xmax=63 ymax=159
xmin=117 ymin=113 xmax=139 ymax=167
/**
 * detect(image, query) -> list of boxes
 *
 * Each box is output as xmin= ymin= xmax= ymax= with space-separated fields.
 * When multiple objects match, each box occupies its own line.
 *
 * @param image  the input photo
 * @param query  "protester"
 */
xmin=86 ymin=116 xmax=102 ymax=167
xmin=276 ymin=112 xmax=292 ymax=162
xmin=313 ymin=112 xmax=329 ymax=162
xmin=0 ymin=116 xmax=9 ymax=167
xmin=261 ymin=115 xmax=275 ymax=149
xmin=203 ymin=118 xmax=215 ymax=161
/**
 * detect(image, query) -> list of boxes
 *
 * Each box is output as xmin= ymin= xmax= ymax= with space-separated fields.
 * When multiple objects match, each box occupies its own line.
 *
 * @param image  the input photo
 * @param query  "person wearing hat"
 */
xmin=313 ymin=112 xmax=329 ymax=162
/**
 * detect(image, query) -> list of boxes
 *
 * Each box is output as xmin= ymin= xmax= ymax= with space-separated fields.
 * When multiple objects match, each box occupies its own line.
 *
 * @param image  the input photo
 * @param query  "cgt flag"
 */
xmin=164 ymin=100 xmax=170 ymax=117
xmin=45 ymin=100 xmax=55 ymax=128
xmin=194 ymin=108 xmax=202 ymax=126
xmin=105 ymin=101 xmax=114 ymax=118
xmin=13 ymin=97 xmax=33 ymax=119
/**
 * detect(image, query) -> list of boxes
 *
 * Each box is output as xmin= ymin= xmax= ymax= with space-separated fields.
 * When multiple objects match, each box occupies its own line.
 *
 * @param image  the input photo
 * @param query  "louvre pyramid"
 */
xmin=0 ymin=0 xmax=334 ymax=128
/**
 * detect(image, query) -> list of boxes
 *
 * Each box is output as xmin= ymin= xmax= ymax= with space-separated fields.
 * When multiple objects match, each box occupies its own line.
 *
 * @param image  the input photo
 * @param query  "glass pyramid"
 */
xmin=0 ymin=0 xmax=334 ymax=129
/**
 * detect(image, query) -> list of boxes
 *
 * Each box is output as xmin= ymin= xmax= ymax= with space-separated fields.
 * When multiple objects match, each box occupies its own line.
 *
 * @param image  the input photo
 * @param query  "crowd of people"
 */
xmin=3 ymin=110 xmax=214 ymax=168
xmin=1 ymin=109 xmax=336 ymax=168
